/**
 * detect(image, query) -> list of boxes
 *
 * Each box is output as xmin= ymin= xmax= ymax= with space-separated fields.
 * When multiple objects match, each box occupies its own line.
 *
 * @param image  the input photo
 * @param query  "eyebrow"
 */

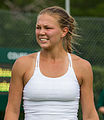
xmin=36 ymin=24 xmax=53 ymax=28
xmin=36 ymin=24 xmax=49 ymax=26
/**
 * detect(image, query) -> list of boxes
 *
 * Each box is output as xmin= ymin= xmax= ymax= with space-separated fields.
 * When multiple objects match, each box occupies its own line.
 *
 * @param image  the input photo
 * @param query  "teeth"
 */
xmin=40 ymin=39 xmax=48 ymax=41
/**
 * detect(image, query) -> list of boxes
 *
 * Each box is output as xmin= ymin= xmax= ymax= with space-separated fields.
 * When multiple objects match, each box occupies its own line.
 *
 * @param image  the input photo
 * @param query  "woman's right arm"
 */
xmin=4 ymin=58 xmax=25 ymax=120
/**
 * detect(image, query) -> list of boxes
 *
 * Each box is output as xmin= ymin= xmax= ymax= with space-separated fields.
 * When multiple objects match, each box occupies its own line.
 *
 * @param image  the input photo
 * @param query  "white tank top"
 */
xmin=23 ymin=52 xmax=80 ymax=120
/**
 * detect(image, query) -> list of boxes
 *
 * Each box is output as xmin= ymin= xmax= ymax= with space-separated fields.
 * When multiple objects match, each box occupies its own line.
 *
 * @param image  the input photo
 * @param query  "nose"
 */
xmin=39 ymin=28 xmax=46 ymax=35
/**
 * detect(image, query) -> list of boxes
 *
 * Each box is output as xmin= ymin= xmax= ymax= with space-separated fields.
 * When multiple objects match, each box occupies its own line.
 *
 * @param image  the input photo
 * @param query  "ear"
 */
xmin=61 ymin=27 xmax=69 ymax=37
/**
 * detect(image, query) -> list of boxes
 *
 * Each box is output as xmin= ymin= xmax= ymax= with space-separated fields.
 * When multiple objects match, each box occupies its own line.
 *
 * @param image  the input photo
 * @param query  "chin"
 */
xmin=39 ymin=44 xmax=50 ymax=50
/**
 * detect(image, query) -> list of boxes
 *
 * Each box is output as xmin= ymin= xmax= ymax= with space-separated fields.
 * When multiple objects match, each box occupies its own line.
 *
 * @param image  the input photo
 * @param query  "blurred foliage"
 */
xmin=71 ymin=0 xmax=104 ymax=17
xmin=0 ymin=10 xmax=39 ymax=50
xmin=0 ymin=0 xmax=104 ymax=17
xmin=75 ymin=17 xmax=104 ymax=66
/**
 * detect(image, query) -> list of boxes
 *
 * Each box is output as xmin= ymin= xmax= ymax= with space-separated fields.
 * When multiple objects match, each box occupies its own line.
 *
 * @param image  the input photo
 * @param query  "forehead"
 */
xmin=36 ymin=14 xmax=59 ymax=26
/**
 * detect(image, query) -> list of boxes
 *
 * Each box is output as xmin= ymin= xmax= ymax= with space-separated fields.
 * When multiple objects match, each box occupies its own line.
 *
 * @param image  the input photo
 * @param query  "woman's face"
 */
xmin=35 ymin=14 xmax=65 ymax=50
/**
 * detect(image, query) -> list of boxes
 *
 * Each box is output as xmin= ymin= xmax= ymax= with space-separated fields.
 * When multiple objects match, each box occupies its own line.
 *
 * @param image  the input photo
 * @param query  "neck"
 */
xmin=41 ymin=48 xmax=67 ymax=60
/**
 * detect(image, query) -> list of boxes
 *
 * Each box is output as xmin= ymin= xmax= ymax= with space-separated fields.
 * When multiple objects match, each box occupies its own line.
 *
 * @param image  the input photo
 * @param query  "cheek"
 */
xmin=35 ymin=30 xmax=39 ymax=39
xmin=35 ymin=30 xmax=38 ymax=35
xmin=50 ymin=30 xmax=61 ymax=37
xmin=52 ymin=31 xmax=63 ymax=39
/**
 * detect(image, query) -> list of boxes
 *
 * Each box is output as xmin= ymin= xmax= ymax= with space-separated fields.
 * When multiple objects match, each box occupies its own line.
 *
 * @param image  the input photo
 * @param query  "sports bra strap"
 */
xmin=67 ymin=53 xmax=73 ymax=68
xmin=36 ymin=52 xmax=40 ymax=68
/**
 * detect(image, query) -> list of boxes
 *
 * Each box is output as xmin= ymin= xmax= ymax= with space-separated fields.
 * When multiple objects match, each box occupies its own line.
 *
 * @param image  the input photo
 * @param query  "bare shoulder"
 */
xmin=12 ymin=52 xmax=38 ymax=73
xmin=71 ymin=54 xmax=93 ymax=85
xmin=71 ymin=54 xmax=92 ymax=71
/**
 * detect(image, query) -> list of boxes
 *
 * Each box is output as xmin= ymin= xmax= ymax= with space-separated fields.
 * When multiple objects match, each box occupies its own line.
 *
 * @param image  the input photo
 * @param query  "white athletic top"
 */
xmin=23 ymin=52 xmax=80 ymax=120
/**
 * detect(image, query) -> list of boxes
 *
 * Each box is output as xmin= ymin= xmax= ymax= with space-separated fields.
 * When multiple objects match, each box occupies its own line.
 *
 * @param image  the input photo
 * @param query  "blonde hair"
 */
xmin=38 ymin=6 xmax=79 ymax=53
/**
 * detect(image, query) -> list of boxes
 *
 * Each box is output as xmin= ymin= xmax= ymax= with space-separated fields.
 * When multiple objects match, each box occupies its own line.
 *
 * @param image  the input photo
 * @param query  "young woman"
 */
xmin=4 ymin=6 xmax=99 ymax=120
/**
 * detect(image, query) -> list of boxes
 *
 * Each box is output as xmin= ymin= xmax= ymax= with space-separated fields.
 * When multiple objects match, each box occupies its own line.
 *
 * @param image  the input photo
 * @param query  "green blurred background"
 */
xmin=0 ymin=0 xmax=104 ymax=119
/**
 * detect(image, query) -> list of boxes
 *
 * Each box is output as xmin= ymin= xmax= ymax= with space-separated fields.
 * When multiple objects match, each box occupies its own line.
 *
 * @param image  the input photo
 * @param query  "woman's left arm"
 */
xmin=80 ymin=60 xmax=99 ymax=120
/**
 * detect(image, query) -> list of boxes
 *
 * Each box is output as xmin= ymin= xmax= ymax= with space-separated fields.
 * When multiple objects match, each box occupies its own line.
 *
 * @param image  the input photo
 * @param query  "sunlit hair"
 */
xmin=38 ymin=6 xmax=79 ymax=53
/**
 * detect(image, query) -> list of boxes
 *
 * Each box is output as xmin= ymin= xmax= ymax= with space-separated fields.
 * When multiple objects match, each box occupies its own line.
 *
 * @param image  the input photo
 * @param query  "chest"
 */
xmin=23 ymin=70 xmax=80 ymax=101
xmin=39 ymin=58 xmax=69 ymax=78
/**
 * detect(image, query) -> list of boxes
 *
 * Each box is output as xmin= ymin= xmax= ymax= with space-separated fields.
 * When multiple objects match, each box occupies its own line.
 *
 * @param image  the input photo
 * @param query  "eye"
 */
xmin=36 ymin=26 xmax=41 ymax=29
xmin=45 ymin=27 xmax=50 ymax=29
xmin=45 ymin=26 xmax=52 ymax=29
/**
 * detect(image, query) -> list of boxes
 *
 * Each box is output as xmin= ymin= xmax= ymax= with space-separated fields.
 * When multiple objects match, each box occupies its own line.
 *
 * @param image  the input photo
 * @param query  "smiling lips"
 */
xmin=40 ymin=38 xmax=49 ymax=41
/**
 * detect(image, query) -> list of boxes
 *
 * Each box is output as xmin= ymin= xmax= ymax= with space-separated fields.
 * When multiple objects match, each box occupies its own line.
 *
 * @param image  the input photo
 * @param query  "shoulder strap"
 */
xmin=35 ymin=51 xmax=40 ymax=68
xmin=67 ymin=53 xmax=73 ymax=68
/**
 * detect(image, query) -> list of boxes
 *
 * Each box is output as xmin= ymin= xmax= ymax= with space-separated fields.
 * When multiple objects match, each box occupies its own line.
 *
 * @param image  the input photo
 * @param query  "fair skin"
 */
xmin=4 ymin=14 xmax=99 ymax=120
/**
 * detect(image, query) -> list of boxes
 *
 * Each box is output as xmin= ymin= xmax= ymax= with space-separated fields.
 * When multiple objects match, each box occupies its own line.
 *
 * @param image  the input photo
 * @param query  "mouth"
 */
xmin=39 ymin=38 xmax=49 ymax=41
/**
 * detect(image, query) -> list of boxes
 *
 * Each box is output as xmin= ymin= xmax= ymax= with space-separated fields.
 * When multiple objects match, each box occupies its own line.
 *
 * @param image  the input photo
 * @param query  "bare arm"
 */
xmin=80 ymin=60 xmax=99 ymax=120
xmin=4 ymin=58 xmax=25 ymax=120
